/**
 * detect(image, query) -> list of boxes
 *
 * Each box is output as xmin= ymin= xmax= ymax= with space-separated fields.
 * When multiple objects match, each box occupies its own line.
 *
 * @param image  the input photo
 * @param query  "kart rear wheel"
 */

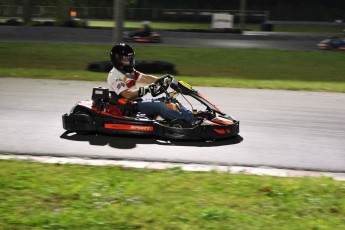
xmin=150 ymin=37 xmax=162 ymax=43
xmin=72 ymin=105 xmax=94 ymax=116
xmin=65 ymin=111 xmax=95 ymax=135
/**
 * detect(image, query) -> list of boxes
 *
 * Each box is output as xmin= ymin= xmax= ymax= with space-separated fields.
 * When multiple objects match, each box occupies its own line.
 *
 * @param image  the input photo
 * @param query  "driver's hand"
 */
xmin=157 ymin=74 xmax=173 ymax=87
xmin=138 ymin=83 xmax=157 ymax=97
xmin=148 ymin=84 xmax=158 ymax=95
xmin=164 ymin=75 xmax=173 ymax=86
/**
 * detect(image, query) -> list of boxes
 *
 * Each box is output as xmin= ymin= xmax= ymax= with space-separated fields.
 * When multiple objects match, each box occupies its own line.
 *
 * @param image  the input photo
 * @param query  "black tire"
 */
xmin=70 ymin=112 xmax=95 ymax=135
xmin=135 ymin=60 xmax=176 ymax=74
xmin=150 ymin=37 xmax=162 ymax=43
xmin=87 ymin=61 xmax=113 ymax=72
xmin=170 ymin=119 xmax=191 ymax=128
xmin=71 ymin=105 xmax=94 ymax=116
xmin=87 ymin=60 xmax=176 ymax=74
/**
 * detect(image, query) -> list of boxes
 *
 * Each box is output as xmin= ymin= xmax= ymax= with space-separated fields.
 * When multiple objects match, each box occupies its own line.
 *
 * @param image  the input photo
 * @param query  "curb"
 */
xmin=1 ymin=154 xmax=344 ymax=181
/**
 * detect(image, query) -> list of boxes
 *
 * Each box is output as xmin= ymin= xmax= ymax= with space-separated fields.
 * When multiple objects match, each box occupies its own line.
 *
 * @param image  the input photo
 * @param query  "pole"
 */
xmin=240 ymin=0 xmax=246 ymax=31
xmin=23 ymin=0 xmax=32 ymax=25
xmin=113 ymin=0 xmax=124 ymax=44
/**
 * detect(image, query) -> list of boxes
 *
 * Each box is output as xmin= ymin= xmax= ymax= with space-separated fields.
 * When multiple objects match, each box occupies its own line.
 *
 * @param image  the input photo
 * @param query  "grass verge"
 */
xmin=0 ymin=42 xmax=345 ymax=92
xmin=0 ymin=160 xmax=344 ymax=229
xmin=88 ymin=20 xmax=345 ymax=34
xmin=89 ymin=21 xmax=211 ymax=30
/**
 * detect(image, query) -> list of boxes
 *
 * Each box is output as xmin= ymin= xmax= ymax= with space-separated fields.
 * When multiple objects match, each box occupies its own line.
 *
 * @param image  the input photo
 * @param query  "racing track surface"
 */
xmin=0 ymin=78 xmax=344 ymax=172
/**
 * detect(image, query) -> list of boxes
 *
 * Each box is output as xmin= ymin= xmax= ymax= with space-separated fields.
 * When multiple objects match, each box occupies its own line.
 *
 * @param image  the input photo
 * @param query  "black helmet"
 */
xmin=110 ymin=43 xmax=135 ymax=73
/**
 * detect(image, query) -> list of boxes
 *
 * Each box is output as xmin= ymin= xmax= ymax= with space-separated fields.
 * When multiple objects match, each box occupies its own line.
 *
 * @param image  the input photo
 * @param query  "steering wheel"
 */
xmin=151 ymin=75 xmax=173 ymax=97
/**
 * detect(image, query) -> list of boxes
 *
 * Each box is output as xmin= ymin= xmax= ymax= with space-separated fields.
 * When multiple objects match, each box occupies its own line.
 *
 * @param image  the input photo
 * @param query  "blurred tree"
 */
xmin=0 ymin=0 xmax=19 ymax=4
xmin=55 ymin=0 xmax=72 ymax=25
xmin=0 ymin=0 xmax=344 ymax=21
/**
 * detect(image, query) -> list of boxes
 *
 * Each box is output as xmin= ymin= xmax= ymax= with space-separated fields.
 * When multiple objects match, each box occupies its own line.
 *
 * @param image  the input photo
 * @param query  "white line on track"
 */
xmin=1 ymin=154 xmax=344 ymax=181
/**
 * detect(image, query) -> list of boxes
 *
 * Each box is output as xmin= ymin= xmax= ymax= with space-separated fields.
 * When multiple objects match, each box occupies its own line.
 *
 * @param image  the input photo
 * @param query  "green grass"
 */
xmin=0 ymin=160 xmax=344 ymax=229
xmin=273 ymin=24 xmax=345 ymax=34
xmin=89 ymin=21 xmax=212 ymax=30
xmin=1 ymin=42 xmax=345 ymax=92
xmin=88 ymin=20 xmax=345 ymax=34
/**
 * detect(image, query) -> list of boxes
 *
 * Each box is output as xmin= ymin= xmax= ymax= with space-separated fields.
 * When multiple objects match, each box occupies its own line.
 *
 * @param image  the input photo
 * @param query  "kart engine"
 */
xmin=92 ymin=87 xmax=109 ymax=109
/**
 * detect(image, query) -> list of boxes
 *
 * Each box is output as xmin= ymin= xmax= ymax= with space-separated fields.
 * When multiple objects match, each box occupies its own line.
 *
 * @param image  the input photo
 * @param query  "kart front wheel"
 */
xmin=170 ymin=119 xmax=191 ymax=128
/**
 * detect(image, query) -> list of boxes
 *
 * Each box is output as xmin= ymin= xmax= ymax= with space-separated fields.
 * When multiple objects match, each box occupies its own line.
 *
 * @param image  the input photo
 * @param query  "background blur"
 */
xmin=1 ymin=0 xmax=345 ymax=24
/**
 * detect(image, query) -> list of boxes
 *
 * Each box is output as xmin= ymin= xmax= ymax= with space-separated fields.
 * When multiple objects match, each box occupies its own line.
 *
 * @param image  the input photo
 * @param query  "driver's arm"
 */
xmin=120 ymin=74 xmax=158 ymax=99
xmin=138 ymin=74 xmax=158 ymax=84
xmin=120 ymin=89 xmax=140 ymax=100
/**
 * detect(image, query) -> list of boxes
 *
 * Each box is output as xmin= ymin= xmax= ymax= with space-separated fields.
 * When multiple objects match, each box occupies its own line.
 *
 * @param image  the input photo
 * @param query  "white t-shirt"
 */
xmin=107 ymin=68 xmax=143 ymax=96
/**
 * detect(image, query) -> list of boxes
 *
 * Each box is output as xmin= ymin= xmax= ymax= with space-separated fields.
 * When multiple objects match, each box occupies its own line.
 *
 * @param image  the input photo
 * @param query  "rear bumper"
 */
xmin=62 ymin=113 xmax=96 ymax=132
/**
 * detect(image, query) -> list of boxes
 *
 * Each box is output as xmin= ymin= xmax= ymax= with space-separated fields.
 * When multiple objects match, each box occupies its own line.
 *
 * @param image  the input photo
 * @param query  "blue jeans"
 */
xmin=137 ymin=98 xmax=194 ymax=123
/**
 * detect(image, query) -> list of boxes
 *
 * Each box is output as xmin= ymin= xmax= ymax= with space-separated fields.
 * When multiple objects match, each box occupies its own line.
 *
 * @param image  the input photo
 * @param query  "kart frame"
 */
xmin=62 ymin=77 xmax=239 ymax=141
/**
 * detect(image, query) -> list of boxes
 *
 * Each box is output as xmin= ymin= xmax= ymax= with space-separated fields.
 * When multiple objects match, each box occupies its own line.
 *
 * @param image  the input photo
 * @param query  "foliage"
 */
xmin=0 ymin=0 xmax=344 ymax=21
xmin=54 ymin=0 xmax=66 ymax=24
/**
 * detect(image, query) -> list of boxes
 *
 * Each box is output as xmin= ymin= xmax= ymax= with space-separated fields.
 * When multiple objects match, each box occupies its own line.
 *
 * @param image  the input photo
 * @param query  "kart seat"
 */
xmin=109 ymin=91 xmax=138 ymax=116
xmin=91 ymin=87 xmax=137 ymax=116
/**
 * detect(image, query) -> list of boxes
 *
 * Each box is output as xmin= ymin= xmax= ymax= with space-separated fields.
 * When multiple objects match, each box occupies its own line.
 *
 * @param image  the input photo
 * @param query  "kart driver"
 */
xmin=107 ymin=43 xmax=194 ymax=124
xmin=130 ymin=21 xmax=152 ymax=38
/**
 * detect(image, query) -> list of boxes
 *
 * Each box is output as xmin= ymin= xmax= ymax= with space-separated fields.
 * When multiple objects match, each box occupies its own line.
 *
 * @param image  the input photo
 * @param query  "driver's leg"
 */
xmin=137 ymin=99 xmax=193 ymax=123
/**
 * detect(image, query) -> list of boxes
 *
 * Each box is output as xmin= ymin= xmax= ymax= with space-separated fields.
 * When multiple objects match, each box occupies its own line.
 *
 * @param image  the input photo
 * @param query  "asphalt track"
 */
xmin=0 ymin=26 xmax=344 ymax=173
xmin=0 ymin=78 xmax=344 ymax=172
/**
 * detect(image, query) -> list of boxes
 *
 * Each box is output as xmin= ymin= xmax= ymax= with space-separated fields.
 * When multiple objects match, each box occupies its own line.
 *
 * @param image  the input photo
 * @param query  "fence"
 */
xmin=0 ymin=5 xmax=269 ymax=23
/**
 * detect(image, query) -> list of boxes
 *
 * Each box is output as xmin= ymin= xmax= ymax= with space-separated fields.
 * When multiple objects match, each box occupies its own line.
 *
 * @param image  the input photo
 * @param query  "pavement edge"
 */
xmin=1 ymin=154 xmax=344 ymax=181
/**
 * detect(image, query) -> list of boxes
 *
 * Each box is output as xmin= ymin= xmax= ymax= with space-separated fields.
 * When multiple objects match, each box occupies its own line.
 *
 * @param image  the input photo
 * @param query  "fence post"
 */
xmin=113 ymin=0 xmax=124 ymax=44
xmin=23 ymin=0 xmax=32 ymax=24
xmin=239 ymin=0 xmax=246 ymax=30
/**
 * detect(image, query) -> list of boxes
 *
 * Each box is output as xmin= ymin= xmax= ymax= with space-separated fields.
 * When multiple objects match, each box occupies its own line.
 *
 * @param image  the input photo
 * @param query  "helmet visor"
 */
xmin=119 ymin=54 xmax=135 ymax=73
xmin=120 ymin=55 xmax=134 ymax=66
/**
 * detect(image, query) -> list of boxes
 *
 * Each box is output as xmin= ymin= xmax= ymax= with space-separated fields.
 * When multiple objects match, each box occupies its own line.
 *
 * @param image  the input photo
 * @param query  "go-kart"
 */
xmin=317 ymin=36 xmax=345 ymax=50
xmin=123 ymin=30 xmax=162 ymax=43
xmin=62 ymin=75 xmax=239 ymax=141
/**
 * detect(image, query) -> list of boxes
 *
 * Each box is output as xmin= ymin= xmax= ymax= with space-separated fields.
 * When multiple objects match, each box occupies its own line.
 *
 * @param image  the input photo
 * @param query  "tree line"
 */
xmin=1 ymin=0 xmax=344 ymax=22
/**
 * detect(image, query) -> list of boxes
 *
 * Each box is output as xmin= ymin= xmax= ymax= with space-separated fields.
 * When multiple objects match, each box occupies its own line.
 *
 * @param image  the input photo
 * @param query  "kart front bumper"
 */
xmin=155 ymin=121 xmax=240 ymax=140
